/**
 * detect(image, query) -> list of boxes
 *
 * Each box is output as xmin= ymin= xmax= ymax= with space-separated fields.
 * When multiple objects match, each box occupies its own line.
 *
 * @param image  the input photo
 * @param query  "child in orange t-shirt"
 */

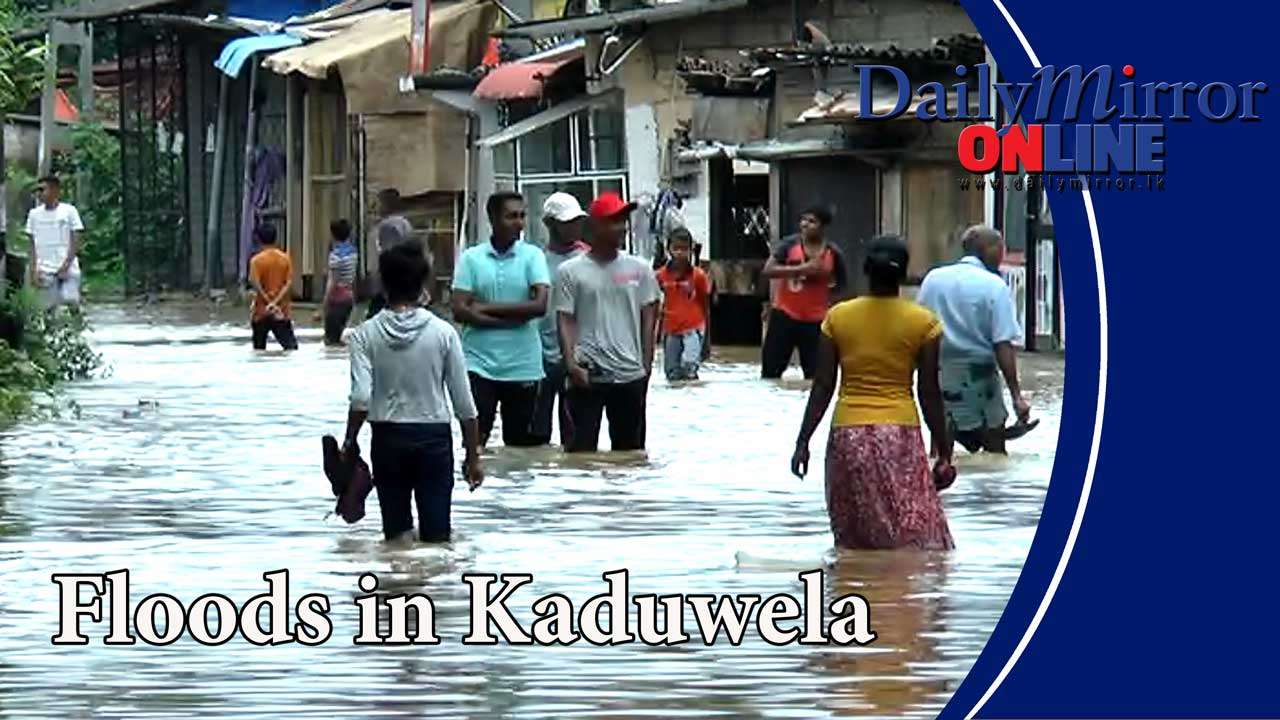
xmin=656 ymin=228 xmax=712 ymax=382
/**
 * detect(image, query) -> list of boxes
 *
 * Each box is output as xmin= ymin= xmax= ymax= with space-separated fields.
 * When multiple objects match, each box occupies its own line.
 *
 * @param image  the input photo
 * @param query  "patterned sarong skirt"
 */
xmin=824 ymin=424 xmax=955 ymax=550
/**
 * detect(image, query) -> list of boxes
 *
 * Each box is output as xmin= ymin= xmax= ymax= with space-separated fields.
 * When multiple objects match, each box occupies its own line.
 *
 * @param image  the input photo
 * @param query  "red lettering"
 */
xmin=1001 ymin=124 xmax=1044 ymax=173
xmin=958 ymin=125 xmax=999 ymax=173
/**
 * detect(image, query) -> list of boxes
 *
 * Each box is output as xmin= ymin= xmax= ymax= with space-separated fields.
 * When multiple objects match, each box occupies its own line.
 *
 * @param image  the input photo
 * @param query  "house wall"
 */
xmin=611 ymin=0 xmax=975 ymax=272
xmin=902 ymin=160 xmax=984 ymax=277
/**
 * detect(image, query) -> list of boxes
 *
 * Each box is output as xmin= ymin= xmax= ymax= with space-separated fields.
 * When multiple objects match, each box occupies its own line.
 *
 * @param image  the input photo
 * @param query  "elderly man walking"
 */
xmin=917 ymin=225 xmax=1033 ymax=455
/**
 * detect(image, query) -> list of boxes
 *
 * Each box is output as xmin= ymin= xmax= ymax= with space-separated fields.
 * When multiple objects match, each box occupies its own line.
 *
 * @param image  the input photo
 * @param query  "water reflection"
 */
xmin=0 ymin=304 xmax=1062 ymax=718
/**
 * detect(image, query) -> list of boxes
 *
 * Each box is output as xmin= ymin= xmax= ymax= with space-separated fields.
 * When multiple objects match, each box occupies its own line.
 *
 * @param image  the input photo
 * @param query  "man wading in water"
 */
xmin=451 ymin=192 xmax=551 ymax=449
xmin=760 ymin=207 xmax=848 ymax=380
xmin=345 ymin=241 xmax=483 ymax=543
xmin=554 ymin=192 xmax=661 ymax=453
xmin=917 ymin=225 xmax=1036 ymax=454
xmin=366 ymin=188 xmax=414 ymax=320
xmin=531 ymin=192 xmax=589 ymax=447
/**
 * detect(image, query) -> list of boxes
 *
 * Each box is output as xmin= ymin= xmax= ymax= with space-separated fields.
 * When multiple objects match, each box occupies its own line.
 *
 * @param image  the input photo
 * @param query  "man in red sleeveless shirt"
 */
xmin=760 ymin=206 xmax=848 ymax=379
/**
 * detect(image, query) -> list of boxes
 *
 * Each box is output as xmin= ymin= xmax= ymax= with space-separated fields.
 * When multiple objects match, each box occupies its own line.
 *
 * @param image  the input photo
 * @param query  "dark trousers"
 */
xmin=469 ymin=373 xmax=541 ymax=447
xmin=324 ymin=298 xmax=354 ymax=344
xmin=530 ymin=361 xmax=571 ymax=446
xmin=251 ymin=317 xmax=299 ymax=350
xmin=564 ymin=379 xmax=647 ymax=453
xmin=761 ymin=309 xmax=820 ymax=379
xmin=370 ymin=423 xmax=454 ymax=542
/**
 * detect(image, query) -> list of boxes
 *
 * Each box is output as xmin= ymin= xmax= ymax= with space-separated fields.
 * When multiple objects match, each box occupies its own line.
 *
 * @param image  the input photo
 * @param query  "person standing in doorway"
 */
xmin=760 ymin=206 xmax=848 ymax=379
xmin=366 ymin=188 xmax=414 ymax=319
xmin=248 ymin=224 xmax=298 ymax=351
xmin=451 ymin=192 xmax=551 ymax=449
xmin=554 ymin=192 xmax=661 ymax=453
xmin=916 ymin=225 xmax=1033 ymax=455
xmin=791 ymin=236 xmax=954 ymax=550
xmin=530 ymin=192 xmax=589 ymax=447
xmin=24 ymin=175 xmax=84 ymax=312
xmin=656 ymin=227 xmax=712 ymax=382
xmin=344 ymin=241 xmax=483 ymax=543
xmin=323 ymin=219 xmax=358 ymax=346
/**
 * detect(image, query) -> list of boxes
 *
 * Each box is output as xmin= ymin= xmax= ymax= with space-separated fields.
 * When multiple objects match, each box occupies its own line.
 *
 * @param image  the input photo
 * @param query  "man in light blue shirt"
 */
xmin=451 ymin=192 xmax=551 ymax=448
xmin=917 ymin=225 xmax=1033 ymax=455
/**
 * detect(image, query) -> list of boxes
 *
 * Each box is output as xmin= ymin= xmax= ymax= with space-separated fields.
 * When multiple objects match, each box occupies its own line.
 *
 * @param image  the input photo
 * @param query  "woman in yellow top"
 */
xmin=791 ymin=236 xmax=955 ymax=550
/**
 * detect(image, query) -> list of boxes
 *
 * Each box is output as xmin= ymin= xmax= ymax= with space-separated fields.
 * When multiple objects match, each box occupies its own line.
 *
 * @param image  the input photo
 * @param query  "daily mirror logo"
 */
xmin=855 ymin=64 xmax=1267 ymax=175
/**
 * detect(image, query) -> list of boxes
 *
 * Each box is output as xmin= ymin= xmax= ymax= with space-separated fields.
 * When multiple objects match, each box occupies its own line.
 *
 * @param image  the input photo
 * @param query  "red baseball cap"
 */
xmin=588 ymin=192 xmax=636 ymax=220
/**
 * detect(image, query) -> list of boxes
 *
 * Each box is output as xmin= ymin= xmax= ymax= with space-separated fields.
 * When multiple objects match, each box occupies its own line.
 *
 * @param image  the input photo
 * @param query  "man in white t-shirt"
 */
xmin=24 ymin=175 xmax=85 ymax=310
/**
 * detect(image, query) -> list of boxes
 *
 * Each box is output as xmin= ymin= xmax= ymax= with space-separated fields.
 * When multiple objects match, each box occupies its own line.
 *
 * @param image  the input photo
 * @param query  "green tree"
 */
xmin=0 ymin=0 xmax=45 ymax=114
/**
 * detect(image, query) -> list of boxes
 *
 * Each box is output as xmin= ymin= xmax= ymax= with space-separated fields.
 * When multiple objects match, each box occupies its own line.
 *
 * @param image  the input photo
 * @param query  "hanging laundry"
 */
xmin=239 ymin=146 xmax=286 ymax=283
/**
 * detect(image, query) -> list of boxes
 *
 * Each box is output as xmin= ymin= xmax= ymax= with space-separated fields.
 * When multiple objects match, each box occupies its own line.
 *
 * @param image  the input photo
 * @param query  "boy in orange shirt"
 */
xmin=656 ymin=228 xmax=712 ymax=382
xmin=248 ymin=224 xmax=299 ymax=351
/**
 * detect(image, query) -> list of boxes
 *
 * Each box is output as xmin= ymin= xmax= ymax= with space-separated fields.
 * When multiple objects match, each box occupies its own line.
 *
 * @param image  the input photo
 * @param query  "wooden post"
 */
xmin=38 ymin=21 xmax=58 ymax=177
xmin=76 ymin=22 xmax=94 ymax=213
xmin=237 ymin=58 xmax=260 ymax=284
xmin=77 ymin=23 xmax=94 ymax=124
xmin=205 ymin=72 xmax=231 ymax=290
xmin=285 ymin=75 xmax=302 ymax=273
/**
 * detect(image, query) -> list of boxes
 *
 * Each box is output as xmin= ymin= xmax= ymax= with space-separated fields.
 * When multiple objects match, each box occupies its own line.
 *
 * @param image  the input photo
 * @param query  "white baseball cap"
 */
xmin=542 ymin=192 xmax=588 ymax=222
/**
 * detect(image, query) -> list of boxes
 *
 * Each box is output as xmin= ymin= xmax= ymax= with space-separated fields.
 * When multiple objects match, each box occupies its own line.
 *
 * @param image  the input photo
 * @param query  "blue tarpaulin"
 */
xmin=215 ymin=34 xmax=304 ymax=78
xmin=227 ymin=0 xmax=325 ymax=22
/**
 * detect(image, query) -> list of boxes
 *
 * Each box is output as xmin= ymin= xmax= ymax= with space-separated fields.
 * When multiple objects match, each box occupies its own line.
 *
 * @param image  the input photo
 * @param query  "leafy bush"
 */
xmin=0 ymin=284 xmax=102 ymax=425
xmin=0 ymin=0 xmax=44 ymax=114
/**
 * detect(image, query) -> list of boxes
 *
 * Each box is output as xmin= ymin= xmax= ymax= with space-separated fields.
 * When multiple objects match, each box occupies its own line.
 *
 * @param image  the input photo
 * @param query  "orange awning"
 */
xmin=472 ymin=50 xmax=581 ymax=101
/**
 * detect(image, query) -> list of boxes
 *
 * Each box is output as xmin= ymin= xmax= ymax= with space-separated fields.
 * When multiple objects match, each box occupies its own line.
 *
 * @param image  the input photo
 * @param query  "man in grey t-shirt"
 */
xmin=531 ymin=192 xmax=589 ymax=446
xmin=367 ymin=188 xmax=414 ymax=319
xmin=554 ymin=192 xmax=660 ymax=453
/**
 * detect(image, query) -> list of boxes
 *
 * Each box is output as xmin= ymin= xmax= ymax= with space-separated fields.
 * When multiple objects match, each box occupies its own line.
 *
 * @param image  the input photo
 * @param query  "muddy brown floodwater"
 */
xmin=0 ymin=304 xmax=1063 ymax=718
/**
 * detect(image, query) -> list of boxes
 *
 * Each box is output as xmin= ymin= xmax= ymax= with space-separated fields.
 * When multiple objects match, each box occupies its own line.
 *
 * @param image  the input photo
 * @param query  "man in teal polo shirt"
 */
xmin=451 ymin=192 xmax=552 ymax=448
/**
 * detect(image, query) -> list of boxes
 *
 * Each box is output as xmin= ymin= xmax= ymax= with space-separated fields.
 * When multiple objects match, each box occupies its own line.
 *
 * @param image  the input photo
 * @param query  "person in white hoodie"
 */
xmin=343 ymin=241 xmax=484 ymax=543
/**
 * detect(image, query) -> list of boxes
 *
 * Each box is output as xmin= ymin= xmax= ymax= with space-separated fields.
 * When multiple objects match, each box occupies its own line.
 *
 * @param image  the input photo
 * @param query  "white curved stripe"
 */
xmin=964 ymin=3 xmax=1108 ymax=718
xmin=990 ymin=0 xmax=1042 ymax=67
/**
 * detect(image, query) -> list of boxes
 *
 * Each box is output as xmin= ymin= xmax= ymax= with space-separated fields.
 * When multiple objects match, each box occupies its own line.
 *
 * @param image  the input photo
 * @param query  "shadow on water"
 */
xmin=0 ymin=304 xmax=1064 ymax=718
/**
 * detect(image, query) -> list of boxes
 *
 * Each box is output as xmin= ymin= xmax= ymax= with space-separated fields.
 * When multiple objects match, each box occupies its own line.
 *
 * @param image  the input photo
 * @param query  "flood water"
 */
xmin=0 ymin=304 xmax=1063 ymax=718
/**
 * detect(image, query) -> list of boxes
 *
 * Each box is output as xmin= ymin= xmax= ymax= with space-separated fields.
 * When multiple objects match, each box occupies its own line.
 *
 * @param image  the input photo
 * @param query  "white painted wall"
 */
xmin=624 ymin=103 xmax=661 ymax=258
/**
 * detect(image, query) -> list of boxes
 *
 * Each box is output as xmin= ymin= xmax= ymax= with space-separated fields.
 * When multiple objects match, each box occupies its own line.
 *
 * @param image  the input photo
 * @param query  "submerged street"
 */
xmin=0 ymin=304 xmax=1063 ymax=718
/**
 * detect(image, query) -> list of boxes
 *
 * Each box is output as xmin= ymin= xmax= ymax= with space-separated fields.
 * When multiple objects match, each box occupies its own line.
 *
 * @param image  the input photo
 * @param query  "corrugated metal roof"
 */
xmin=734 ymin=137 xmax=851 ymax=161
xmin=676 ymin=56 xmax=772 ymax=96
xmin=496 ymin=0 xmax=747 ymax=39
xmin=795 ymin=90 xmax=978 ymax=125
xmin=748 ymin=33 xmax=984 ymax=67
